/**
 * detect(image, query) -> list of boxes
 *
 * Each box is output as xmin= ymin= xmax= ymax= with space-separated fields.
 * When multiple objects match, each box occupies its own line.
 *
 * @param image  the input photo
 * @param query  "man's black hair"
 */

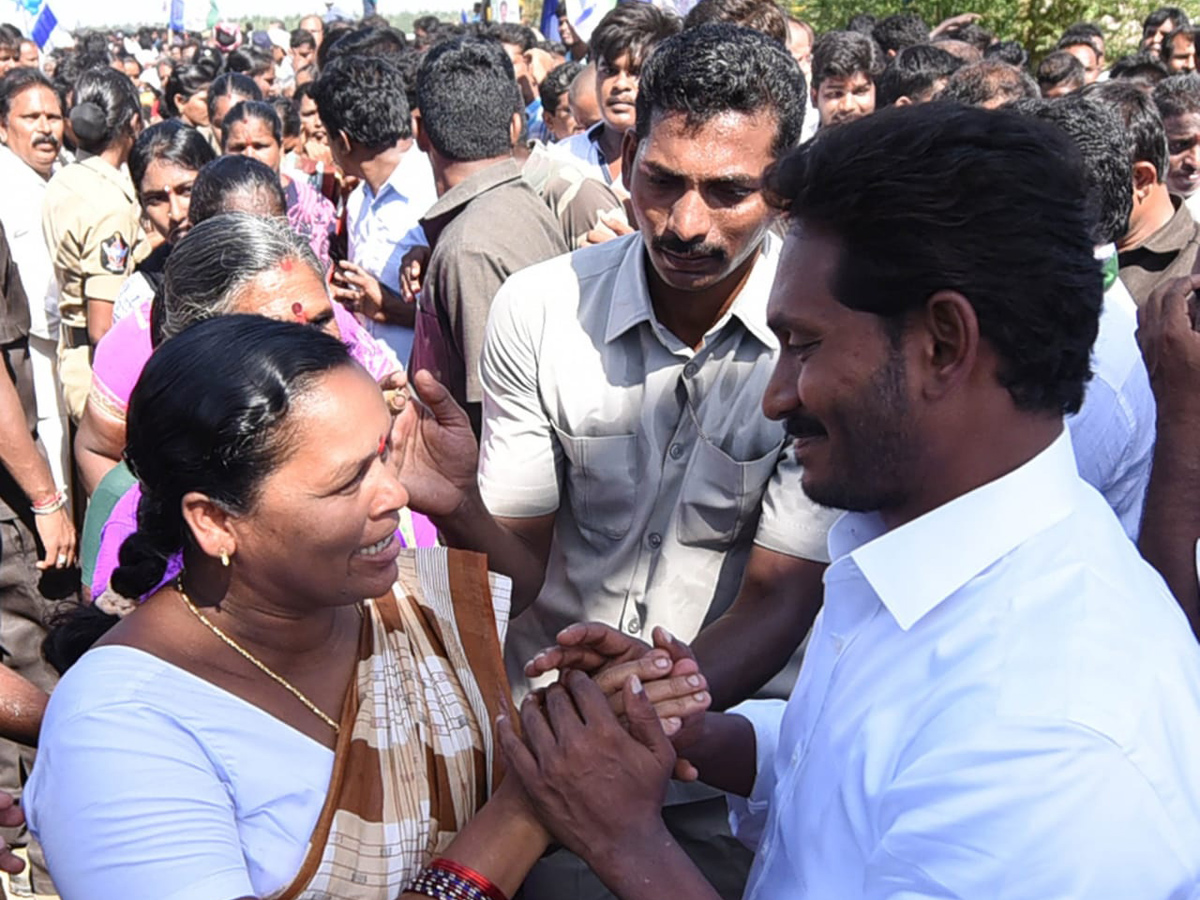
xmin=634 ymin=24 xmax=805 ymax=156
xmin=289 ymin=27 xmax=315 ymax=50
xmin=767 ymin=103 xmax=1101 ymax=416
xmin=872 ymin=13 xmax=929 ymax=56
xmin=984 ymin=40 xmax=1029 ymax=68
xmin=1086 ymin=80 xmax=1169 ymax=183
xmin=413 ymin=15 xmax=441 ymax=35
xmin=589 ymin=3 xmax=681 ymax=71
xmin=940 ymin=59 xmax=1038 ymax=106
xmin=875 ymin=43 xmax=961 ymax=106
xmin=1159 ymin=26 xmax=1196 ymax=66
xmin=416 ymin=37 xmax=520 ymax=162
xmin=1110 ymin=51 xmax=1170 ymax=84
xmin=810 ymin=30 xmax=885 ymax=92
xmin=488 ymin=22 xmax=536 ymax=53
xmin=1057 ymin=30 xmax=1103 ymax=60
xmin=1037 ymin=51 xmax=1086 ymax=94
xmin=0 ymin=67 xmax=56 ymax=119
xmin=311 ymin=55 xmax=411 ymax=150
xmin=684 ymin=0 xmax=788 ymax=45
xmin=1153 ymin=71 xmax=1200 ymax=119
xmin=1012 ymin=95 xmax=1133 ymax=246
xmin=845 ymin=13 xmax=876 ymax=35
xmin=540 ymin=60 xmax=583 ymax=115
xmin=324 ymin=25 xmax=407 ymax=61
xmin=1145 ymin=7 xmax=1191 ymax=36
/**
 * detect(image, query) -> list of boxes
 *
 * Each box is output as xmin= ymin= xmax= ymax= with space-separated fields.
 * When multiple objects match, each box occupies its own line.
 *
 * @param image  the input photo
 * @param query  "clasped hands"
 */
xmin=496 ymin=623 xmax=712 ymax=863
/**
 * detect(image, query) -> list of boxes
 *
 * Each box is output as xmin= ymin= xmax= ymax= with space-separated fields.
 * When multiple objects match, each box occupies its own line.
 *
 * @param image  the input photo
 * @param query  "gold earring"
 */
xmin=219 ymin=549 xmax=231 ymax=567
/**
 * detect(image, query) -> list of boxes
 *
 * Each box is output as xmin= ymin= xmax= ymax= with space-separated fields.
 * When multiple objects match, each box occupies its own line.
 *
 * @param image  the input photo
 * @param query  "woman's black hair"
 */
xmin=129 ymin=120 xmax=217 ymax=202
xmin=186 ymin=155 xmax=287 ymax=229
xmin=273 ymin=96 xmax=301 ymax=140
xmin=220 ymin=99 xmax=282 ymax=149
xmin=162 ymin=62 xmax=213 ymax=117
xmin=192 ymin=46 xmax=224 ymax=78
xmin=225 ymin=47 xmax=273 ymax=77
xmin=205 ymin=71 xmax=261 ymax=124
xmin=69 ymin=67 xmax=140 ymax=154
xmin=44 ymin=315 xmax=353 ymax=673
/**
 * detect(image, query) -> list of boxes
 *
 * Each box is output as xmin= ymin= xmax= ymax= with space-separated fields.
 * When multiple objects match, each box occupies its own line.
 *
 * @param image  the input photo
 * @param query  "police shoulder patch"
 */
xmin=100 ymin=233 xmax=130 ymax=274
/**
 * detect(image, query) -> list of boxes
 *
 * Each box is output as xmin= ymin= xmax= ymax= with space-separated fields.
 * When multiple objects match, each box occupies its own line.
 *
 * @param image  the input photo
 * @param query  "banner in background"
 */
xmin=31 ymin=3 xmax=55 ymax=45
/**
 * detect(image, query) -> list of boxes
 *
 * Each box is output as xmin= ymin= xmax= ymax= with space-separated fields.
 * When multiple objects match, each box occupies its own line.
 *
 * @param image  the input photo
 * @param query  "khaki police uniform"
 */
xmin=42 ymin=155 xmax=140 ymax=421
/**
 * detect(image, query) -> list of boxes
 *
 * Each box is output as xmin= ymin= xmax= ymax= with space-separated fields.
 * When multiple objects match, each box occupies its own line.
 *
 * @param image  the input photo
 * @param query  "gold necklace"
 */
xmin=176 ymin=580 xmax=340 ymax=733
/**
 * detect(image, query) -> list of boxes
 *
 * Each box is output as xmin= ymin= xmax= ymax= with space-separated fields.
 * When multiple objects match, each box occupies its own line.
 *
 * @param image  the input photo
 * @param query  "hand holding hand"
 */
xmin=400 ymin=245 xmax=430 ymax=304
xmin=0 ymin=793 xmax=25 ymax=875
xmin=498 ymin=670 xmax=675 ymax=861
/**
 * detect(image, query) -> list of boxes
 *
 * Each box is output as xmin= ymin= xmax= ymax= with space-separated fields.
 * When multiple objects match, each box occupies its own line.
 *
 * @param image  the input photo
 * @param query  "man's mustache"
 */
xmin=652 ymin=234 xmax=725 ymax=260
xmin=32 ymin=134 xmax=59 ymax=149
xmin=785 ymin=413 xmax=827 ymax=440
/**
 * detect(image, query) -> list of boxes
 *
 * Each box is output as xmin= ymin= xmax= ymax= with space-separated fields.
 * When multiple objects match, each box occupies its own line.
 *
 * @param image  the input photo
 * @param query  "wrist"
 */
xmin=588 ymin=819 xmax=676 ymax=893
xmin=431 ymin=483 xmax=488 ymax=536
xmin=30 ymin=489 xmax=67 ymax=516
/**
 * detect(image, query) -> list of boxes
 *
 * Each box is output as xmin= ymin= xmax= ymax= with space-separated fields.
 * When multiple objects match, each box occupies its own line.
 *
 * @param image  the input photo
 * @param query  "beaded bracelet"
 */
xmin=31 ymin=489 xmax=67 ymax=516
xmin=407 ymin=858 xmax=508 ymax=900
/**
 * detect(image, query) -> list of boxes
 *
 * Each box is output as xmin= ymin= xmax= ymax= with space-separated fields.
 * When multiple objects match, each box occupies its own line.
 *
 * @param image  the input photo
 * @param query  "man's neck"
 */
xmin=880 ymin=411 xmax=1064 ymax=532
xmin=432 ymin=152 xmax=510 ymax=198
xmin=1119 ymin=185 xmax=1177 ymax=252
xmin=359 ymin=138 xmax=413 ymax=195
xmin=647 ymin=243 xmax=762 ymax=350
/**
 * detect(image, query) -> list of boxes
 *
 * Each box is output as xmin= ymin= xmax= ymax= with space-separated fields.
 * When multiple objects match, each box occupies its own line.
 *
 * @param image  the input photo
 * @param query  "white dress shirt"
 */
xmin=0 ymin=145 xmax=60 ymax=338
xmin=729 ymin=429 xmax=1200 ymax=899
xmin=1064 ymin=249 xmax=1155 ymax=540
xmin=346 ymin=146 xmax=437 ymax=363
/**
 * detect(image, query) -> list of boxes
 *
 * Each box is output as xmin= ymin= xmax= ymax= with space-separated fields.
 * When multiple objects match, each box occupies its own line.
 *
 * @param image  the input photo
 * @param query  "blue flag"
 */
xmin=540 ymin=0 xmax=560 ymax=41
xmin=169 ymin=0 xmax=185 ymax=31
xmin=31 ymin=4 xmax=56 ymax=48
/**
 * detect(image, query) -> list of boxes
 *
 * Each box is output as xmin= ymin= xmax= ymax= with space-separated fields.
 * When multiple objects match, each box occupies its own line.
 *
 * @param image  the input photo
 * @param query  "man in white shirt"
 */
xmin=311 ymin=55 xmax=436 ymax=364
xmin=499 ymin=104 xmax=1200 ymax=899
xmin=0 ymin=68 xmax=69 ymax=496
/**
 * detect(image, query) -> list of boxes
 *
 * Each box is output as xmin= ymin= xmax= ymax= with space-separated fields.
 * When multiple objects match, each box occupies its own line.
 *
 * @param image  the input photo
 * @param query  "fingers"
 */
xmin=524 ymin=645 xmax=611 ymax=677
xmin=592 ymin=652 xmax=672 ymax=695
xmin=0 ymin=794 xmax=23 ymax=830
xmin=0 ymin=848 xmax=23 ymax=876
xmin=519 ymin=691 xmax=559 ymax=757
xmin=496 ymin=712 xmax=541 ymax=789
xmin=620 ymin=674 xmax=675 ymax=766
xmin=543 ymin=682 xmax=585 ymax=741
xmin=652 ymin=626 xmax=696 ymax=664
xmin=673 ymin=758 xmax=700 ymax=782
xmin=410 ymin=369 xmax=466 ymax=427
xmin=606 ymin=671 xmax=710 ymax=723
xmin=562 ymin=669 xmax=620 ymax=728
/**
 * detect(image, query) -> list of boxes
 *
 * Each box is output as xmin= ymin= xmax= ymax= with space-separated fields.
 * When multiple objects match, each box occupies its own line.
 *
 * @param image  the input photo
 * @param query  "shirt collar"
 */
xmin=828 ymin=428 xmax=1080 ymax=631
xmin=603 ymin=231 xmax=779 ymax=349
xmin=1140 ymin=195 xmax=1198 ymax=255
xmin=419 ymin=158 xmax=523 ymax=240
xmin=365 ymin=146 xmax=430 ymax=207
xmin=0 ymin=145 xmax=57 ymax=184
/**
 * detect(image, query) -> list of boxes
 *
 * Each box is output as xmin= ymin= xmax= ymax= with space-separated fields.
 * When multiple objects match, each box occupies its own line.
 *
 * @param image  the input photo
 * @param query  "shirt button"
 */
xmin=626 ymin=616 xmax=641 ymax=634
xmin=832 ymin=637 xmax=844 ymax=654
xmin=669 ymin=443 xmax=684 ymax=460
xmin=683 ymin=362 xmax=698 ymax=378
xmin=647 ymin=532 xmax=663 ymax=549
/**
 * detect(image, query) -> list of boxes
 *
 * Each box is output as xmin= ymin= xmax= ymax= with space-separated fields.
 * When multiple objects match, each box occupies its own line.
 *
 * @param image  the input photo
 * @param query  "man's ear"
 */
xmin=919 ymin=290 xmax=980 ymax=401
xmin=411 ymin=110 xmax=430 ymax=153
xmin=509 ymin=110 xmax=523 ymax=149
xmin=1132 ymin=160 xmax=1160 ymax=200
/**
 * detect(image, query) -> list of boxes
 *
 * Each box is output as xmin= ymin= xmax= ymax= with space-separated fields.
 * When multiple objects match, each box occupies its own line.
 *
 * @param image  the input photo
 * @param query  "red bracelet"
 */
xmin=430 ymin=858 xmax=509 ymax=900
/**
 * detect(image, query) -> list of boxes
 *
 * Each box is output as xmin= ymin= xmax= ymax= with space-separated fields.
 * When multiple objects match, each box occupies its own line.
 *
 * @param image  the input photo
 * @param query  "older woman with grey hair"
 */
xmin=76 ymin=212 xmax=415 ymax=599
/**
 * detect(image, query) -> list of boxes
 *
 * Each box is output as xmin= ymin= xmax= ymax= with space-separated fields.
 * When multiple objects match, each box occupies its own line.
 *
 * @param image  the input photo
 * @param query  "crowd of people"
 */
xmin=0 ymin=1 xmax=1199 ymax=898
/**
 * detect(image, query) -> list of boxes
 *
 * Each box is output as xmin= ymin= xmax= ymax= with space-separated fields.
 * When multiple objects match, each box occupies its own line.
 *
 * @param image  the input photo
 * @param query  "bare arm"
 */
xmin=0 ymin=348 xmax=75 ymax=570
xmin=85 ymin=297 xmax=113 ymax=346
xmin=691 ymin=546 xmax=825 ymax=710
xmin=1137 ymin=275 xmax=1200 ymax=634
xmin=74 ymin=402 xmax=124 ymax=497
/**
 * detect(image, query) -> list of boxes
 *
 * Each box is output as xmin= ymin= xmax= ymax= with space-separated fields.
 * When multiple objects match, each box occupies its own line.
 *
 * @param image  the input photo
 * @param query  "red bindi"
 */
xmin=376 ymin=435 xmax=387 ymax=456
xmin=291 ymin=302 xmax=308 ymax=324
xmin=280 ymin=257 xmax=293 ymax=271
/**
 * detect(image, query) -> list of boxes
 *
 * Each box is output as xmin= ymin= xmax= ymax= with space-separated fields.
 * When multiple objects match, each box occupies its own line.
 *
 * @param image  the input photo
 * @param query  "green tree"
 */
xmin=788 ymin=0 xmax=1165 ymax=60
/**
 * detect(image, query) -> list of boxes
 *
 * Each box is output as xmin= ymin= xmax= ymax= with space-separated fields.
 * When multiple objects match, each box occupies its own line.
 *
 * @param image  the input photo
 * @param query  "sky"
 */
xmin=5 ymin=0 xmax=464 ymax=33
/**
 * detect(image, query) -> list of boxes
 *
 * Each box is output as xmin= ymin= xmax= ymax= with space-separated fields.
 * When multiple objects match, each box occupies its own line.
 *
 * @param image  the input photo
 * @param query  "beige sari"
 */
xmin=269 ymin=547 xmax=513 ymax=900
